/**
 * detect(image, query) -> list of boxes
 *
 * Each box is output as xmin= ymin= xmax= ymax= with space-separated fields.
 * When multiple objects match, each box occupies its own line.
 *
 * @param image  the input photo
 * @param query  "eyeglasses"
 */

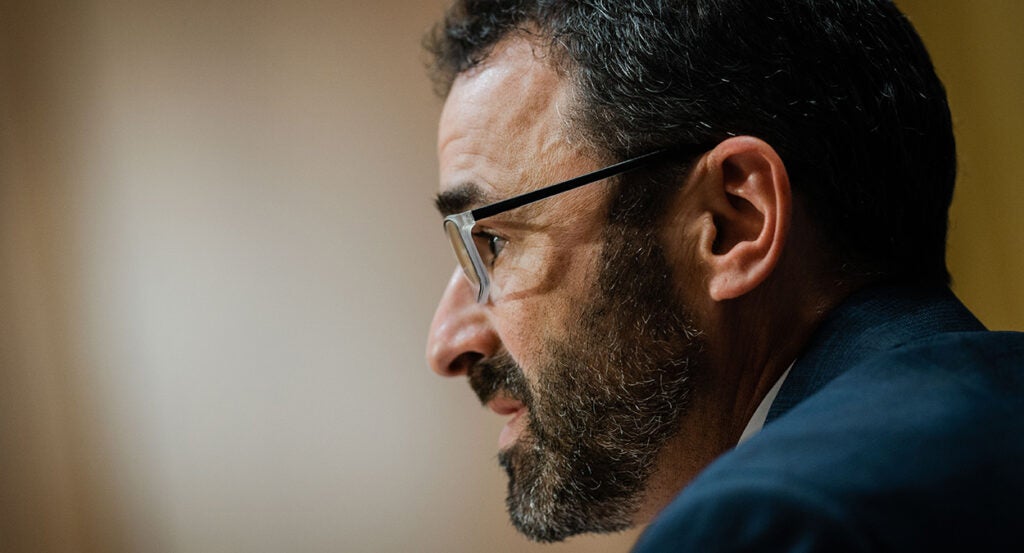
xmin=443 ymin=147 xmax=698 ymax=303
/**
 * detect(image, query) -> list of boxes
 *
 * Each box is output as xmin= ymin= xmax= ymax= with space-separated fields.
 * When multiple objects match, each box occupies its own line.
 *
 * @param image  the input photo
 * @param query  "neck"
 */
xmin=634 ymin=271 xmax=858 ymax=524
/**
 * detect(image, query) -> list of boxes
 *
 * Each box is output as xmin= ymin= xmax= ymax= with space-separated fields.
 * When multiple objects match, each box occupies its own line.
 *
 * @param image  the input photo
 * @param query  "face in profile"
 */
xmin=428 ymin=38 xmax=704 ymax=542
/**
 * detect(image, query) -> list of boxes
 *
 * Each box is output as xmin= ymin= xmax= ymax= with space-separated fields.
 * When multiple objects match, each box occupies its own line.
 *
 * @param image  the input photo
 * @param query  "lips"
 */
xmin=489 ymin=396 xmax=528 ymax=449
xmin=488 ymin=395 xmax=525 ymax=416
xmin=466 ymin=353 xmax=531 ymax=449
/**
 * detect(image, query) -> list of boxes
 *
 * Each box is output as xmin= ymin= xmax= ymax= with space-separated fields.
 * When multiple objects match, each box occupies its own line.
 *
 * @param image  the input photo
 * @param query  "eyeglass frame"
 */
xmin=442 ymin=145 xmax=708 ymax=304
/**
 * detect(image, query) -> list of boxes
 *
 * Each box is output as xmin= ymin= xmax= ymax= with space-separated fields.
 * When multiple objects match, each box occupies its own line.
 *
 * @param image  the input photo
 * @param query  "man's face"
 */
xmin=428 ymin=38 xmax=702 ymax=542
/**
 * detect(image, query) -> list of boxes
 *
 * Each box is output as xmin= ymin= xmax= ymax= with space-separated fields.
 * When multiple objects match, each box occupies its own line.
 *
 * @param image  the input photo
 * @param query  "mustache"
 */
xmin=467 ymin=352 xmax=532 ymax=408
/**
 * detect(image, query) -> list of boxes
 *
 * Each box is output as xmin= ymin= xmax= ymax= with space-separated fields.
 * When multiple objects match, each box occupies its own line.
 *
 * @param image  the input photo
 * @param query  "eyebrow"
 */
xmin=434 ymin=182 xmax=491 ymax=217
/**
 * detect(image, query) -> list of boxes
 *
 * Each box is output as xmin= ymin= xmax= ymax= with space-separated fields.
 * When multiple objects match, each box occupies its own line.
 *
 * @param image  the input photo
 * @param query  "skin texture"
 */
xmin=427 ymin=35 xmax=847 ymax=541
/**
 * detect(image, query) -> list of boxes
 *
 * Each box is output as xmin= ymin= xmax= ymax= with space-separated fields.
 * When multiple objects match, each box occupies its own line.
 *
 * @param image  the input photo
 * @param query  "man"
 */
xmin=424 ymin=0 xmax=1024 ymax=550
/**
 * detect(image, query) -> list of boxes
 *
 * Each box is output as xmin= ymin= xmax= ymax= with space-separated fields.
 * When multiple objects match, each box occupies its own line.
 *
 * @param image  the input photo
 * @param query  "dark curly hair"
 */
xmin=425 ymin=0 xmax=957 ymax=285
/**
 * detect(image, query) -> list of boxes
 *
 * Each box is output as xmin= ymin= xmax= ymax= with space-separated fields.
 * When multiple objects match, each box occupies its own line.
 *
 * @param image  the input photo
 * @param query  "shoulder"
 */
xmin=635 ymin=475 xmax=874 ymax=552
xmin=635 ymin=331 xmax=1024 ymax=552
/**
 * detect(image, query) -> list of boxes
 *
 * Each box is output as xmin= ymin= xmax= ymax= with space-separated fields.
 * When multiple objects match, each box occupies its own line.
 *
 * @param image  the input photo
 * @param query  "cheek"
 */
xmin=490 ymin=240 xmax=605 ymax=379
xmin=488 ymin=301 xmax=548 ymax=391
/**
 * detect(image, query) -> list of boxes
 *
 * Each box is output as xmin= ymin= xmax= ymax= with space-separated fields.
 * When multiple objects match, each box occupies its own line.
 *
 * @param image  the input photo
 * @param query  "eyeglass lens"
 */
xmin=444 ymin=219 xmax=481 ymax=293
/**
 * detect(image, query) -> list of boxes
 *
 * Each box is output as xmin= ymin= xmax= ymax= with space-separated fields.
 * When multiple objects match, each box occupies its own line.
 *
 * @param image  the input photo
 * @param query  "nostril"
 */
xmin=449 ymin=351 xmax=484 ymax=375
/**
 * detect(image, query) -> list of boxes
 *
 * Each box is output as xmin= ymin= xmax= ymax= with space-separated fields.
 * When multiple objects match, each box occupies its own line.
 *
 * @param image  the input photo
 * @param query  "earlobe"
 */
xmin=700 ymin=137 xmax=791 ymax=301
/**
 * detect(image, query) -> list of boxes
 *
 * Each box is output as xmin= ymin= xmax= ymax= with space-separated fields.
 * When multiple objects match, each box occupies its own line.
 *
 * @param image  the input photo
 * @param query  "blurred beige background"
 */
xmin=0 ymin=1 xmax=1020 ymax=552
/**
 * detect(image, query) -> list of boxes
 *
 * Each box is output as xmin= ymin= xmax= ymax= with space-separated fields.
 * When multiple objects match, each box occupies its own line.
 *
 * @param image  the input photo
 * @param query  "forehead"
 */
xmin=437 ymin=37 xmax=585 ymax=203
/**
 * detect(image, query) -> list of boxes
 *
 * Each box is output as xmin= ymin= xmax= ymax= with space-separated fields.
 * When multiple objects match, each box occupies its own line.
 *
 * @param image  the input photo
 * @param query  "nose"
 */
xmin=427 ymin=268 xmax=500 ymax=377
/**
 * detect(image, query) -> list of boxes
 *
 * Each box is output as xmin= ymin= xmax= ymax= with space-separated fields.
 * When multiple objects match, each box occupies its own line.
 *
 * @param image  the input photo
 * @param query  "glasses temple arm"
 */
xmin=470 ymin=148 xmax=678 ymax=220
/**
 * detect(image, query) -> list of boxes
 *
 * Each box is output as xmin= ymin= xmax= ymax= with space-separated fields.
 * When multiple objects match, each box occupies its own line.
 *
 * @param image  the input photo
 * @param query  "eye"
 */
xmin=487 ymin=234 xmax=508 ymax=258
xmin=472 ymin=230 xmax=508 ymax=266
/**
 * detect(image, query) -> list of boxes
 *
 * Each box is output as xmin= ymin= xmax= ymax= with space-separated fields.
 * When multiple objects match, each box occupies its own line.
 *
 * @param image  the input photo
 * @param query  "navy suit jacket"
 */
xmin=633 ymin=284 xmax=1024 ymax=552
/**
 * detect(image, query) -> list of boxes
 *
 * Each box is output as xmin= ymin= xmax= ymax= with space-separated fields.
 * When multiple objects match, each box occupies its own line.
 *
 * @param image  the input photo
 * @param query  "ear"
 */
xmin=694 ymin=136 xmax=791 ymax=301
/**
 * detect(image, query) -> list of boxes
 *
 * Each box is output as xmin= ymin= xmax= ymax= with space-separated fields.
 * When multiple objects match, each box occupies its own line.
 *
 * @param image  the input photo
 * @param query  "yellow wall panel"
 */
xmin=899 ymin=0 xmax=1024 ymax=329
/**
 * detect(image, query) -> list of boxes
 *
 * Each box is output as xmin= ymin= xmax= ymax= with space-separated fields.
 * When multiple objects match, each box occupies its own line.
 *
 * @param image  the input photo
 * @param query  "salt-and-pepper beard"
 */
xmin=468 ymin=223 xmax=704 ymax=543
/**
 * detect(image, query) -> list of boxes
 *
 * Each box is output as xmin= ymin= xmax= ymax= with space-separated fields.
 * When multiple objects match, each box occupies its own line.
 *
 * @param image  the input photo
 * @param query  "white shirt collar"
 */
xmin=736 ymin=363 xmax=793 ymax=445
